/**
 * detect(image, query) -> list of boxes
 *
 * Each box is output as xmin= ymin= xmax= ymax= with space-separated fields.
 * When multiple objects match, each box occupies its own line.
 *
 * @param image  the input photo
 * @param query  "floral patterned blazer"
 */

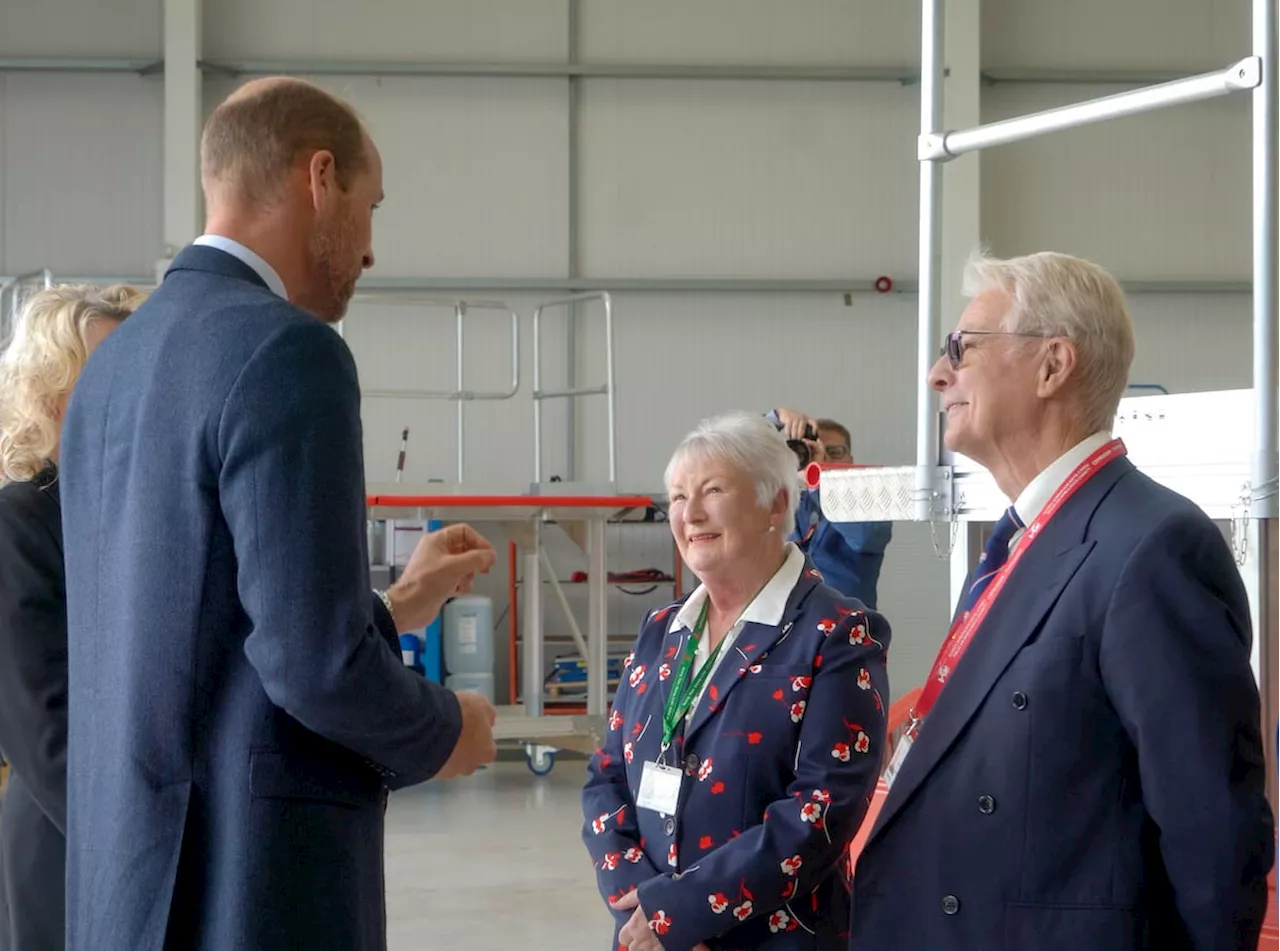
xmin=581 ymin=548 xmax=891 ymax=950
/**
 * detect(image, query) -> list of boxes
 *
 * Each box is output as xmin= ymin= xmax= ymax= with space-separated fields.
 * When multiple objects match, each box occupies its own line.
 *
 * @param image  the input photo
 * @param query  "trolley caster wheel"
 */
xmin=527 ymin=749 xmax=556 ymax=776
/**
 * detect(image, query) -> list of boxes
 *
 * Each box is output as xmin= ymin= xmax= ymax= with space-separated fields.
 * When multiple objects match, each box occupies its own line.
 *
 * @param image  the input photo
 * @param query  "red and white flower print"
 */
xmin=790 ymin=700 xmax=806 ymax=723
xmin=849 ymin=620 xmax=868 ymax=645
xmin=697 ymin=758 xmax=714 ymax=782
xmin=601 ymin=852 xmax=620 ymax=871
xmin=791 ymin=675 xmax=812 ymax=692
xmin=609 ymin=710 xmax=623 ymax=731
xmin=780 ymin=854 xmax=803 ymax=876
xmin=658 ymin=663 xmax=671 ymax=681
xmin=649 ymin=911 xmax=672 ymax=935
xmin=831 ymin=742 xmax=851 ymax=762
xmin=708 ymin=892 xmax=730 ymax=915
xmin=628 ymin=664 xmax=647 ymax=688
xmin=591 ymin=813 xmax=609 ymax=834
xmin=733 ymin=901 xmax=753 ymax=921
xmin=811 ymin=789 xmax=832 ymax=804
xmin=769 ymin=910 xmax=793 ymax=933
xmin=854 ymin=730 xmax=871 ymax=754
xmin=623 ymin=651 xmax=635 ymax=669
xmin=748 ymin=663 xmax=763 ymax=675
xmin=623 ymin=847 xmax=644 ymax=864
xmin=857 ymin=667 xmax=872 ymax=690
xmin=623 ymin=741 xmax=635 ymax=764
xmin=816 ymin=618 xmax=836 ymax=636
xmin=801 ymin=801 xmax=825 ymax=825
xmin=667 ymin=843 xmax=678 ymax=867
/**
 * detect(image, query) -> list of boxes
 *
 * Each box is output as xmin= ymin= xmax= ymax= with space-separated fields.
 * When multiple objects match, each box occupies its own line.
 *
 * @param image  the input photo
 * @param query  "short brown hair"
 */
xmin=201 ymin=78 xmax=368 ymax=207
xmin=816 ymin=419 xmax=851 ymax=448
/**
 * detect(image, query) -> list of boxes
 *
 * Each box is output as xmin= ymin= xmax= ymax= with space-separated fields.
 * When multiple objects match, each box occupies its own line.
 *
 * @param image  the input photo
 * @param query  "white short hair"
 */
xmin=664 ymin=411 xmax=799 ymax=528
xmin=962 ymin=249 xmax=1136 ymax=433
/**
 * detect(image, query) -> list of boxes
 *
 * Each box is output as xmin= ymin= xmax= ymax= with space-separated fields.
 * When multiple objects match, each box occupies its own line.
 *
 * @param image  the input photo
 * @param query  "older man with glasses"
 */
xmin=846 ymin=250 xmax=1275 ymax=951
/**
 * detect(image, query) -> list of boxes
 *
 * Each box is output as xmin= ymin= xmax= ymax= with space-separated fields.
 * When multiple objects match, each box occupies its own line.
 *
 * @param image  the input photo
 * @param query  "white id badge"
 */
xmin=881 ymin=734 xmax=914 ymax=790
xmin=636 ymin=761 xmax=683 ymax=815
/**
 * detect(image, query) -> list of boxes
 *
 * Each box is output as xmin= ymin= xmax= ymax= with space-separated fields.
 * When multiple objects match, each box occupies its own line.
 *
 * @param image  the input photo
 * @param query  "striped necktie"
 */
xmin=960 ymin=506 xmax=1024 ymax=614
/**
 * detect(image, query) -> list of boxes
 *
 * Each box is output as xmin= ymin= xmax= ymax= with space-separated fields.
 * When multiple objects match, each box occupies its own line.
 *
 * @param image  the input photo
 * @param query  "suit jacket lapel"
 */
xmin=869 ymin=457 xmax=1132 ymax=841
xmin=682 ymin=564 xmax=824 ymax=746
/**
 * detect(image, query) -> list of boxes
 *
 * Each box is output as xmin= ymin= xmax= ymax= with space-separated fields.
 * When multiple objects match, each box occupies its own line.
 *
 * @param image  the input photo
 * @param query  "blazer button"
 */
xmin=685 ymin=753 xmax=700 ymax=773
xmin=1011 ymin=691 xmax=1028 ymax=710
xmin=942 ymin=895 xmax=960 ymax=915
xmin=977 ymin=795 xmax=996 ymax=815
xmin=664 ymin=817 xmax=675 ymax=836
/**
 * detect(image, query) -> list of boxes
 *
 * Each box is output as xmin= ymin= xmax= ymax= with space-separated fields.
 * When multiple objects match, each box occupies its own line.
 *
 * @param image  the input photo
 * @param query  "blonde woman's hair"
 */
xmin=0 ymin=283 xmax=146 ymax=483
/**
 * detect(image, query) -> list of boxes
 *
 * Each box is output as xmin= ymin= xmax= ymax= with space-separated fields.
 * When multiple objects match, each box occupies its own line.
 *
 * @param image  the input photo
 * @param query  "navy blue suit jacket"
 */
xmin=58 ymin=245 xmax=464 ymax=950
xmin=849 ymin=457 xmax=1275 ymax=950
xmin=583 ymin=557 xmax=891 ymax=950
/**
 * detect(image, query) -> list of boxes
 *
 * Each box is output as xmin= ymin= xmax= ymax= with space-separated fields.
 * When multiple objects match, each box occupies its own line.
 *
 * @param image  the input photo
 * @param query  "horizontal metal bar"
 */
xmin=534 ymin=386 xmax=609 ymax=400
xmin=199 ymin=58 xmax=920 ymax=82
xmin=980 ymin=67 xmax=1211 ymax=86
xmin=0 ymin=273 xmax=1252 ymax=297
xmin=362 ymin=388 xmax=516 ymax=401
xmin=354 ymin=276 xmax=920 ymax=294
xmin=0 ymin=57 xmax=162 ymax=75
xmin=924 ymin=57 xmax=1262 ymax=161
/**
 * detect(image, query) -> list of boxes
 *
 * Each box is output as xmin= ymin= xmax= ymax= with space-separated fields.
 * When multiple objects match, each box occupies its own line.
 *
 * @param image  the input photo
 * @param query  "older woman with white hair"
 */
xmin=0 ymin=283 xmax=143 ymax=951
xmin=582 ymin=411 xmax=891 ymax=951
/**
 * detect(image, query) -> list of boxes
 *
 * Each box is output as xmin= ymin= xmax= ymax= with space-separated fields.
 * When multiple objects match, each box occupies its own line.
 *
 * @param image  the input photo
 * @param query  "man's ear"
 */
xmin=1037 ymin=338 xmax=1077 ymax=398
xmin=307 ymin=149 xmax=337 ymax=212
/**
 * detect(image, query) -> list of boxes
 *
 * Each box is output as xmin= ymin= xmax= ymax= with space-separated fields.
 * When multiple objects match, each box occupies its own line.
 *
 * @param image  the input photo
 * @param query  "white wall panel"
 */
xmin=344 ymin=292 xmax=571 ymax=490
xmin=203 ymin=75 xmax=571 ymax=278
xmin=982 ymin=0 xmax=1249 ymax=71
xmin=0 ymin=0 xmax=161 ymax=57
xmin=1 ymin=73 xmax=162 ymax=276
xmin=580 ymin=0 xmax=918 ymax=65
xmin=203 ymin=0 xmax=567 ymax=61
xmin=578 ymin=81 xmax=919 ymax=278
xmin=981 ymin=85 xmax=1250 ymax=279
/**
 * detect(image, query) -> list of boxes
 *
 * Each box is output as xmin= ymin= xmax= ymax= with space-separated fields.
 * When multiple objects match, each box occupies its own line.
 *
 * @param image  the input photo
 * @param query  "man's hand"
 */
xmin=386 ymin=524 xmax=497 ymax=633
xmin=611 ymin=890 xmax=710 ymax=951
xmin=434 ymin=690 xmax=498 ymax=780
xmin=773 ymin=406 xmax=819 ymax=442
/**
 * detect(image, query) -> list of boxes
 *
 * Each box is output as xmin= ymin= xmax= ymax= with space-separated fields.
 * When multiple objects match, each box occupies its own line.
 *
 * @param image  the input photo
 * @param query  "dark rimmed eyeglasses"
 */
xmin=940 ymin=330 xmax=1053 ymax=369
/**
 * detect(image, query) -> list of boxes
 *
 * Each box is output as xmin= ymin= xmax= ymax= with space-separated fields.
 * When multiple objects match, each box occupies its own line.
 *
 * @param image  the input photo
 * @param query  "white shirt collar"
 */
xmin=1012 ymin=430 xmax=1113 ymax=525
xmin=670 ymin=542 xmax=807 ymax=636
xmin=192 ymin=234 xmax=289 ymax=301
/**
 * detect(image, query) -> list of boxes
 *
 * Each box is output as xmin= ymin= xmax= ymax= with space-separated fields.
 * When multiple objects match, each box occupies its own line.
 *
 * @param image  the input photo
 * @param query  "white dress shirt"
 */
xmin=192 ymin=234 xmax=289 ymax=301
xmin=1009 ymin=430 xmax=1113 ymax=547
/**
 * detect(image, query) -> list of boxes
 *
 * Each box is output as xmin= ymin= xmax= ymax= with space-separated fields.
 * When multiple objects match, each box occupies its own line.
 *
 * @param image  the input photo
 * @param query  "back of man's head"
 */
xmin=201 ymin=77 xmax=368 ymax=210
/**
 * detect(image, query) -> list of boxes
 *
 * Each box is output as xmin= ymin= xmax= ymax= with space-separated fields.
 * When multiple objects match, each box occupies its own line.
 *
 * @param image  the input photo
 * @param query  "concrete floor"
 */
xmin=384 ymin=757 xmax=616 ymax=950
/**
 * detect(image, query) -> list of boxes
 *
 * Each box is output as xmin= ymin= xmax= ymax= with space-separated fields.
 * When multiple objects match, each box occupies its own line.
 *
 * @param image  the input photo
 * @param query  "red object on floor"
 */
xmin=1261 ymin=863 xmax=1278 ymax=949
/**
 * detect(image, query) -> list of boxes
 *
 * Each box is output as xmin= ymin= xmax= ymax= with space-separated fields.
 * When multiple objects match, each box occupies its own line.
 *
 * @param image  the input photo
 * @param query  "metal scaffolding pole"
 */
xmin=914 ymin=0 xmax=945 ymax=522
xmin=1250 ymin=0 xmax=1279 ymax=810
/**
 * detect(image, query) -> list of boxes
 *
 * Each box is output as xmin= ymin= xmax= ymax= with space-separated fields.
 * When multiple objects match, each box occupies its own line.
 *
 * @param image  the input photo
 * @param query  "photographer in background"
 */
xmin=766 ymin=407 xmax=893 ymax=609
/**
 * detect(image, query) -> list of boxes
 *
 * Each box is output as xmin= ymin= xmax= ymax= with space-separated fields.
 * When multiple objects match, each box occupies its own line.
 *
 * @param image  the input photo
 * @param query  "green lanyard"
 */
xmin=659 ymin=598 xmax=728 ymax=753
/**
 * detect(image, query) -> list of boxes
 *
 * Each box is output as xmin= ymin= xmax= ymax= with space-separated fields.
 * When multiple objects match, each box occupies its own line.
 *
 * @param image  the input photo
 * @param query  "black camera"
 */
xmin=773 ymin=418 xmax=819 ymax=469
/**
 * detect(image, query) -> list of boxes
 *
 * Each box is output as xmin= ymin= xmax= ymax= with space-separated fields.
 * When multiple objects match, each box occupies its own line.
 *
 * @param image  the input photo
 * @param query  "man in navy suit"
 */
xmin=848 ymin=251 xmax=1275 ymax=949
xmin=58 ymin=77 xmax=499 ymax=950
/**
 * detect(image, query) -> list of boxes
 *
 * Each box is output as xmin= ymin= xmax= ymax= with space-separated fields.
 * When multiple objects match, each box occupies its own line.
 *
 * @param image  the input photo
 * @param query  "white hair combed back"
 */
xmin=664 ymin=411 xmax=799 ymax=527
xmin=963 ymin=250 xmax=1136 ymax=432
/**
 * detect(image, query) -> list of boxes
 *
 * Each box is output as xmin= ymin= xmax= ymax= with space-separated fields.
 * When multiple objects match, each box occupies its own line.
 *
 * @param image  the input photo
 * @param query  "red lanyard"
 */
xmin=906 ymin=438 xmax=1127 ymax=736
